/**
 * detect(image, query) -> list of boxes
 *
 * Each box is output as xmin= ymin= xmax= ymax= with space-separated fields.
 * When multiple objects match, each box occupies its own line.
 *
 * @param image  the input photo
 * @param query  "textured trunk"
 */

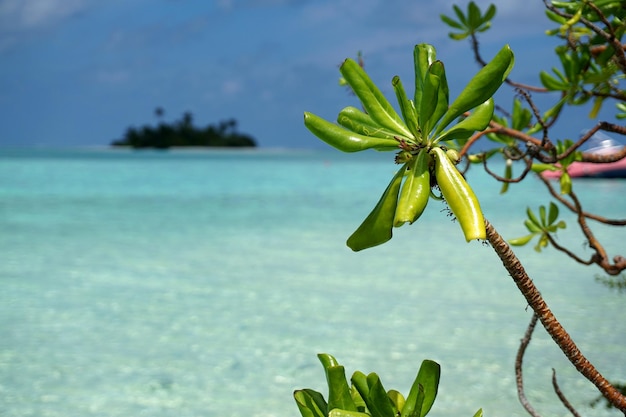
xmin=485 ymin=219 xmax=626 ymax=413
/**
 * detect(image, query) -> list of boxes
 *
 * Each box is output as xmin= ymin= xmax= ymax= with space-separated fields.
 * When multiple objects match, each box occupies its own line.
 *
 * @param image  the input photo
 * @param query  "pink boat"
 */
xmin=542 ymin=132 xmax=626 ymax=179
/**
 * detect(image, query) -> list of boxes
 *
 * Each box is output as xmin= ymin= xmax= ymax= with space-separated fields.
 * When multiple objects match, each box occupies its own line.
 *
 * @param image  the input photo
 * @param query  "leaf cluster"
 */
xmin=304 ymin=43 xmax=514 ymax=250
xmin=294 ymin=354 xmax=483 ymax=417
xmin=440 ymin=2 xmax=496 ymax=40
xmin=509 ymin=202 xmax=567 ymax=252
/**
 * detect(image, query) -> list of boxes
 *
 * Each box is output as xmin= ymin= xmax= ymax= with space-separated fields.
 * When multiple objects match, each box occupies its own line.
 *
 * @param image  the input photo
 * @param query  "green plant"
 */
xmin=294 ymin=354 xmax=483 ymax=417
xmin=304 ymin=43 xmax=513 ymax=250
xmin=301 ymin=0 xmax=626 ymax=414
xmin=509 ymin=202 xmax=567 ymax=251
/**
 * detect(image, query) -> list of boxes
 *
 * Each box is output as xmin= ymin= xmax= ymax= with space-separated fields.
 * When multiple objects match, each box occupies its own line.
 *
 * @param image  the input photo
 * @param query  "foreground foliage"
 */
xmin=294 ymin=354 xmax=483 ymax=417
xmin=300 ymin=0 xmax=626 ymax=414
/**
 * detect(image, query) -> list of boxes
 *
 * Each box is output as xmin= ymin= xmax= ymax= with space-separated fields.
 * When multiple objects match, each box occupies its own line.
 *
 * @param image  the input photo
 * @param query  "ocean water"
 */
xmin=0 ymin=147 xmax=624 ymax=417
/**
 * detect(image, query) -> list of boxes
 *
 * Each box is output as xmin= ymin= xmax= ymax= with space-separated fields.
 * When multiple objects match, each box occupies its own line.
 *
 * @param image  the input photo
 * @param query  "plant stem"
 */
xmin=484 ymin=219 xmax=626 ymax=413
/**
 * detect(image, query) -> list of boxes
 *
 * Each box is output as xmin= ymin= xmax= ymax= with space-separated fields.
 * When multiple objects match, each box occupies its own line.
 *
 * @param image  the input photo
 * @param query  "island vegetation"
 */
xmin=111 ymin=108 xmax=257 ymax=149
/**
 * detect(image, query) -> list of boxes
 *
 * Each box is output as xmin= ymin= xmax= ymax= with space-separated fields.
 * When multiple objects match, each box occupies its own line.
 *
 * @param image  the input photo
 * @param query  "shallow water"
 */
xmin=1 ymin=148 xmax=624 ymax=416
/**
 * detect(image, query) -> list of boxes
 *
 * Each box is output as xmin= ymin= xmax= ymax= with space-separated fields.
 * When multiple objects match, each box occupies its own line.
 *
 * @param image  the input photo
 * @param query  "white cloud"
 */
xmin=221 ymin=79 xmax=243 ymax=96
xmin=0 ymin=0 xmax=86 ymax=30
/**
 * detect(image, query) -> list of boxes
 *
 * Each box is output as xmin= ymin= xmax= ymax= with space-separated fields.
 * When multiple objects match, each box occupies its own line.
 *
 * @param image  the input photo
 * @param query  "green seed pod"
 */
xmin=430 ymin=146 xmax=486 ymax=241
xmin=394 ymin=148 xmax=431 ymax=227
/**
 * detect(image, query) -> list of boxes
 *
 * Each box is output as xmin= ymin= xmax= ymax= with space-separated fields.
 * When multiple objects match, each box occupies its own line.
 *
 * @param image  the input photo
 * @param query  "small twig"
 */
xmin=543 ymin=0 xmax=626 ymax=73
xmin=516 ymin=89 xmax=550 ymax=145
xmin=482 ymin=155 xmax=533 ymax=184
xmin=552 ymin=369 xmax=583 ymax=417
xmin=537 ymin=174 xmax=626 ymax=226
xmin=516 ymin=313 xmax=542 ymax=417
xmin=469 ymin=33 xmax=548 ymax=92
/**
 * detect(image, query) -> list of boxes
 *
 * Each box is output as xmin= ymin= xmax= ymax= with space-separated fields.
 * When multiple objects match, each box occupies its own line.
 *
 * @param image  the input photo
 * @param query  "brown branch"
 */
xmin=545 ymin=233 xmax=595 ymax=266
xmin=569 ymin=190 xmax=626 ymax=275
xmin=482 ymin=156 xmax=533 ymax=184
xmin=556 ymin=122 xmax=626 ymax=163
xmin=469 ymin=32 xmax=548 ymax=92
xmin=552 ymin=369 xmax=583 ymax=417
xmin=531 ymin=176 xmax=626 ymax=274
xmin=543 ymin=0 xmax=626 ymax=74
xmin=537 ymin=173 xmax=626 ymax=226
xmin=487 ymin=120 xmax=544 ymax=147
xmin=516 ymin=312 xmax=542 ymax=417
xmin=583 ymin=1 xmax=626 ymax=74
xmin=485 ymin=219 xmax=626 ymax=412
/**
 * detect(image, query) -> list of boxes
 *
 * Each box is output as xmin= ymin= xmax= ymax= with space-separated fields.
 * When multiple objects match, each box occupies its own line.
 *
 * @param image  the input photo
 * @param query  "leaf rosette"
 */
xmin=304 ymin=43 xmax=514 ymax=250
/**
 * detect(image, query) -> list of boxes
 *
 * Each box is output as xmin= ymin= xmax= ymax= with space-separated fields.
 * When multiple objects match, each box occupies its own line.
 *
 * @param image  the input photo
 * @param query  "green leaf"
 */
xmin=419 ymin=64 xmax=442 ymax=135
xmin=477 ymin=21 xmax=492 ymax=33
xmin=435 ymin=98 xmax=494 ymax=143
xmin=526 ymin=206 xmax=542 ymax=229
xmin=530 ymin=163 xmax=558 ymax=173
xmin=402 ymin=360 xmax=440 ymax=417
xmin=366 ymin=373 xmax=396 ymax=417
xmin=508 ymin=233 xmax=535 ymax=246
xmin=350 ymin=371 xmax=370 ymax=406
xmin=539 ymin=71 xmax=567 ymax=90
xmin=452 ymin=4 xmax=467 ymax=26
xmin=337 ymin=106 xmax=401 ymax=140
xmin=559 ymin=171 xmax=572 ymax=194
xmin=449 ymin=32 xmax=469 ymax=40
xmin=328 ymin=410 xmax=371 ymax=417
xmin=467 ymin=1 xmax=481 ymax=29
xmin=539 ymin=205 xmax=547 ymax=227
xmin=500 ymin=158 xmax=512 ymax=194
xmin=511 ymin=98 xmax=532 ymax=131
xmin=318 ymin=353 xmax=340 ymax=370
xmin=524 ymin=219 xmax=542 ymax=234
xmin=327 ymin=366 xmax=358 ymax=412
xmin=429 ymin=61 xmax=450 ymax=132
xmin=547 ymin=202 xmax=559 ymax=225
xmin=483 ymin=4 xmax=496 ymax=23
xmin=392 ymin=75 xmax=419 ymax=137
xmin=413 ymin=44 xmax=437 ymax=117
xmin=340 ymin=58 xmax=412 ymax=137
xmin=295 ymin=389 xmax=328 ymax=417
xmin=439 ymin=14 xmax=464 ymax=30
xmin=472 ymin=408 xmax=484 ymax=417
xmin=304 ymin=112 xmax=400 ymax=153
xmin=387 ymin=390 xmax=405 ymax=415
xmin=347 ymin=164 xmax=405 ymax=251
xmin=435 ymin=44 xmax=514 ymax=136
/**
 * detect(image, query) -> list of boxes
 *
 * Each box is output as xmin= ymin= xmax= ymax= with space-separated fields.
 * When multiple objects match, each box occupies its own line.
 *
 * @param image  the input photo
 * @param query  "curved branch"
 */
xmin=546 ymin=233 xmax=595 ymax=266
xmin=568 ymin=190 xmax=626 ymax=275
xmin=516 ymin=312 xmax=542 ymax=417
xmin=485 ymin=219 xmax=626 ymax=412
xmin=552 ymin=369 xmax=582 ymax=417
xmin=469 ymin=32 xmax=548 ymax=92
xmin=557 ymin=122 xmax=626 ymax=163
xmin=543 ymin=0 xmax=626 ymax=73
xmin=537 ymin=173 xmax=626 ymax=226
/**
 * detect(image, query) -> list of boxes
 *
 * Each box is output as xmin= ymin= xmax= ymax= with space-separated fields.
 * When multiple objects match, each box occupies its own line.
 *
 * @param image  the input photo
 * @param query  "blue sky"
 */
xmin=0 ymin=0 xmax=607 ymax=149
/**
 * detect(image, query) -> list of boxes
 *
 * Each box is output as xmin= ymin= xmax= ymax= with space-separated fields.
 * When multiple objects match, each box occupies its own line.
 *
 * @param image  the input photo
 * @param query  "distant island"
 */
xmin=111 ymin=108 xmax=257 ymax=149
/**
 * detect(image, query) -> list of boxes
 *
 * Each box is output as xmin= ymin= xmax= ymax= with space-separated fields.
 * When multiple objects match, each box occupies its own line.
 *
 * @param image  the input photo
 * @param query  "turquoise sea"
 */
xmin=1 ymin=148 xmax=625 ymax=417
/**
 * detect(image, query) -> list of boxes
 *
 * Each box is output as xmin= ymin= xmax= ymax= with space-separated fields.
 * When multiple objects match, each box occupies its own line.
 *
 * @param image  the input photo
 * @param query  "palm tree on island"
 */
xmin=111 ymin=108 xmax=257 ymax=149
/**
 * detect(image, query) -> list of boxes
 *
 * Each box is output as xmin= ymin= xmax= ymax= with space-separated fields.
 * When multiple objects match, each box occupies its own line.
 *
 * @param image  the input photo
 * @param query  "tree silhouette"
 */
xmin=111 ymin=110 xmax=257 ymax=149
